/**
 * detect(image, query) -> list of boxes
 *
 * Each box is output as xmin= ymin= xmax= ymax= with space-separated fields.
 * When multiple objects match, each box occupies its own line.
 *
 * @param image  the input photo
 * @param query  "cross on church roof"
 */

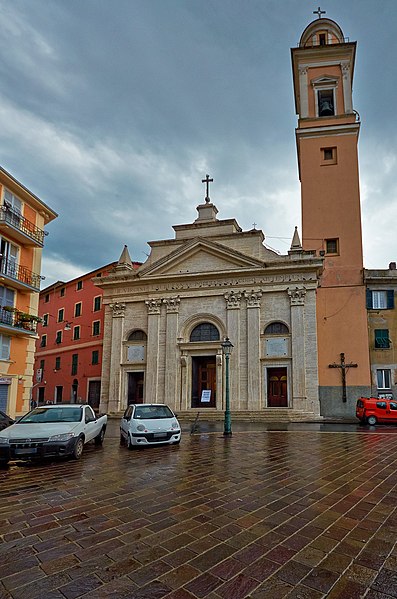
xmin=313 ymin=6 xmax=326 ymax=18
xmin=201 ymin=174 xmax=213 ymax=204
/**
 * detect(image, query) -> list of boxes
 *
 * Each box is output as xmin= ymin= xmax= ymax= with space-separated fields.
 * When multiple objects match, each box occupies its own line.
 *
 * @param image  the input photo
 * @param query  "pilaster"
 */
xmin=224 ymin=291 xmax=241 ymax=410
xmin=288 ymin=287 xmax=307 ymax=408
xmin=163 ymin=297 xmax=180 ymax=406
xmin=245 ymin=290 xmax=262 ymax=410
xmin=108 ymin=302 xmax=125 ymax=413
xmin=145 ymin=299 xmax=162 ymax=402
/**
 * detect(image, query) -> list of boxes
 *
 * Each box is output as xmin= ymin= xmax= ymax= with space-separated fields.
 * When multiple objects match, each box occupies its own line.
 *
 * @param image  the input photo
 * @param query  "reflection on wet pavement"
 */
xmin=1 ymin=419 xmax=397 ymax=598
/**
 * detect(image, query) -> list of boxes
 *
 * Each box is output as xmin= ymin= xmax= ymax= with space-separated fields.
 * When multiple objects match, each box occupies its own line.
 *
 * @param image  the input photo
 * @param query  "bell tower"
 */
xmin=291 ymin=12 xmax=371 ymax=416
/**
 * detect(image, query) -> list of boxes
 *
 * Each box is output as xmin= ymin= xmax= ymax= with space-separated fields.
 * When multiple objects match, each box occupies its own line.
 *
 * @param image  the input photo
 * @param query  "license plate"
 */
xmin=153 ymin=433 xmax=167 ymax=438
xmin=15 ymin=448 xmax=38 ymax=455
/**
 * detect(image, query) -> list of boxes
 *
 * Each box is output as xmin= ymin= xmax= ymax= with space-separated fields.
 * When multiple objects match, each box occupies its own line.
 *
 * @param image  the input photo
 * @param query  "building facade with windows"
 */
xmin=98 ymin=204 xmax=323 ymax=419
xmin=34 ymin=263 xmax=121 ymax=409
xmin=365 ymin=265 xmax=397 ymax=399
xmin=0 ymin=166 xmax=57 ymax=417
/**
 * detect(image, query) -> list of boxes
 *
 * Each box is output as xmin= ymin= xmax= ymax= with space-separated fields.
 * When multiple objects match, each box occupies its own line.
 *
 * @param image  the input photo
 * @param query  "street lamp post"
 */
xmin=221 ymin=337 xmax=234 ymax=437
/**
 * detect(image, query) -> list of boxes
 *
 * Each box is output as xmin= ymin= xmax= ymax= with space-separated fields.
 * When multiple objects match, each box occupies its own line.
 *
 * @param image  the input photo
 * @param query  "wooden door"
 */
xmin=192 ymin=357 xmax=217 ymax=408
xmin=88 ymin=380 xmax=101 ymax=410
xmin=128 ymin=372 xmax=145 ymax=404
xmin=267 ymin=367 xmax=288 ymax=407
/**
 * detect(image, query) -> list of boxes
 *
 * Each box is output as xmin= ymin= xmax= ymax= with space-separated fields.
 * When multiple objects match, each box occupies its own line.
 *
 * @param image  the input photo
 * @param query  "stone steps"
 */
xmin=109 ymin=409 xmax=322 ymax=422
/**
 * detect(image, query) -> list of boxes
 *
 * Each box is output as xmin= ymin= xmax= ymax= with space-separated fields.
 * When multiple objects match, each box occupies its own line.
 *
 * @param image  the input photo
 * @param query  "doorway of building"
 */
xmin=191 ymin=356 xmax=216 ymax=408
xmin=88 ymin=380 xmax=101 ymax=411
xmin=55 ymin=386 xmax=63 ymax=403
xmin=267 ymin=367 xmax=288 ymax=407
xmin=72 ymin=379 xmax=78 ymax=403
xmin=128 ymin=372 xmax=144 ymax=404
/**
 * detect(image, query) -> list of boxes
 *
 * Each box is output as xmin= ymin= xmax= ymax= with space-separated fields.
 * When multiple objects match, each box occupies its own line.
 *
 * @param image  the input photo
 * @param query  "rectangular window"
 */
xmin=76 ymin=281 xmax=83 ymax=290
xmin=325 ymin=238 xmax=339 ymax=255
xmin=319 ymin=33 xmax=326 ymax=46
xmin=40 ymin=334 xmax=47 ymax=348
xmin=377 ymin=369 xmax=391 ymax=389
xmin=0 ymin=334 xmax=11 ymax=360
xmin=55 ymin=356 xmax=61 ymax=370
xmin=58 ymin=308 xmax=64 ymax=322
xmin=73 ymin=326 xmax=80 ymax=341
xmin=92 ymin=320 xmax=100 ymax=336
xmin=367 ymin=290 xmax=394 ymax=310
xmin=60 ymin=288 xmax=65 ymax=297
xmin=71 ymin=354 xmax=78 ymax=375
xmin=0 ymin=285 xmax=15 ymax=308
xmin=40 ymin=359 xmax=45 ymax=371
xmin=55 ymin=330 xmax=62 ymax=344
xmin=321 ymin=146 xmax=337 ymax=165
xmin=44 ymin=294 xmax=49 ymax=303
xmin=75 ymin=302 xmax=82 ymax=317
xmin=42 ymin=313 xmax=49 ymax=327
xmin=93 ymin=296 xmax=101 ymax=311
xmin=92 ymin=350 xmax=99 ymax=365
xmin=375 ymin=329 xmax=390 ymax=349
xmin=318 ymin=89 xmax=335 ymax=117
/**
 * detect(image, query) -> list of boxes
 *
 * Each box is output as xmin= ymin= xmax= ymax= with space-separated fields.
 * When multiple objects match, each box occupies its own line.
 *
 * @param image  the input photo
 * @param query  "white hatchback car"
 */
xmin=120 ymin=403 xmax=181 ymax=448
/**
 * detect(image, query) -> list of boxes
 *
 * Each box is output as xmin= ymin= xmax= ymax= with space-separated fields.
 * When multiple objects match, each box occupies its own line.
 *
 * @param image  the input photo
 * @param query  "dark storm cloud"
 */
xmin=0 ymin=0 xmax=396 ymax=285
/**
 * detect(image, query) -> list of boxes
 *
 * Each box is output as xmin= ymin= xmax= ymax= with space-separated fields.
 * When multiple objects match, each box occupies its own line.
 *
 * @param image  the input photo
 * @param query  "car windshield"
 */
xmin=134 ymin=406 xmax=174 ymax=420
xmin=18 ymin=407 xmax=82 ymax=424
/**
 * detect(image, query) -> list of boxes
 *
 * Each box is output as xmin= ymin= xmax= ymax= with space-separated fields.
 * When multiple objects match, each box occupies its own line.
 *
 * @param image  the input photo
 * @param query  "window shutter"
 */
xmin=387 ymin=290 xmax=394 ymax=309
xmin=366 ymin=289 xmax=373 ymax=309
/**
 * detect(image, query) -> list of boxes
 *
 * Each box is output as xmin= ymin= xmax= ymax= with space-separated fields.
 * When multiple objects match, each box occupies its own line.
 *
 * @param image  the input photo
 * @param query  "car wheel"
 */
xmin=0 ymin=458 xmax=9 ymax=467
xmin=72 ymin=436 xmax=84 ymax=459
xmin=120 ymin=433 xmax=125 ymax=446
xmin=367 ymin=415 xmax=377 ymax=426
xmin=127 ymin=434 xmax=135 ymax=450
xmin=94 ymin=428 xmax=105 ymax=445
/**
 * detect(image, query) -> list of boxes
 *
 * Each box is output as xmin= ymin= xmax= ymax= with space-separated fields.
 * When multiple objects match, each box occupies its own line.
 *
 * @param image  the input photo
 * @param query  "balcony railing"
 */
xmin=0 ymin=257 xmax=42 ymax=291
xmin=0 ymin=203 xmax=45 ymax=246
xmin=0 ymin=307 xmax=39 ymax=333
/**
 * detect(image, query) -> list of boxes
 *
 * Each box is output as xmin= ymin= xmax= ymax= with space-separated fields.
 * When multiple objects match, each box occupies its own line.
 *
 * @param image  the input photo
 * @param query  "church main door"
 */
xmin=267 ymin=367 xmax=288 ymax=407
xmin=191 ymin=356 xmax=216 ymax=408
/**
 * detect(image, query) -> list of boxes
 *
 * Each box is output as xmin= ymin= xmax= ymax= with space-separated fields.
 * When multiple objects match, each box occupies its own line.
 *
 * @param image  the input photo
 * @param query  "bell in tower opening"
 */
xmin=318 ymin=89 xmax=334 ymax=116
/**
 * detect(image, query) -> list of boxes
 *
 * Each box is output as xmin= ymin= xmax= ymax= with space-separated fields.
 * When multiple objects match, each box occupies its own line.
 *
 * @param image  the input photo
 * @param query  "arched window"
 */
xmin=190 ymin=323 xmax=220 ymax=342
xmin=264 ymin=322 xmax=289 ymax=335
xmin=128 ymin=330 xmax=147 ymax=342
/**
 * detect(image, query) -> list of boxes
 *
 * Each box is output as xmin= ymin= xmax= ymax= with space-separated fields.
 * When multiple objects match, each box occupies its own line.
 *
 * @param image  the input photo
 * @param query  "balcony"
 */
xmin=0 ymin=257 xmax=42 ymax=291
xmin=0 ymin=203 xmax=46 ymax=247
xmin=0 ymin=307 xmax=40 ymax=335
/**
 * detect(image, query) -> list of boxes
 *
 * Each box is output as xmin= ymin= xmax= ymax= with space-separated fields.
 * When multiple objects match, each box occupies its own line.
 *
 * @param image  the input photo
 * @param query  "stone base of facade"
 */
xmin=319 ymin=385 xmax=372 ymax=419
xmin=109 ymin=408 xmax=323 ymax=422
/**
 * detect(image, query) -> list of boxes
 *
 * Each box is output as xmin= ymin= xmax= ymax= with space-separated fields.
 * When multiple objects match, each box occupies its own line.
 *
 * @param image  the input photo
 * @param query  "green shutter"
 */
xmin=387 ymin=290 xmax=394 ymax=309
xmin=366 ymin=289 xmax=372 ymax=309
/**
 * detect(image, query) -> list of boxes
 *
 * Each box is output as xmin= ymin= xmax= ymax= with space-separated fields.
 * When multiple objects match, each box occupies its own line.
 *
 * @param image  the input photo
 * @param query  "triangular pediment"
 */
xmin=139 ymin=237 xmax=266 ymax=278
xmin=311 ymin=75 xmax=339 ymax=86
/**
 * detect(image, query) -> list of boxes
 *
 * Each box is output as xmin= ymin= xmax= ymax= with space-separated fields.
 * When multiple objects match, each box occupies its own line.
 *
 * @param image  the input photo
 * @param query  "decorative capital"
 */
xmin=110 ymin=302 xmax=126 ymax=317
xmin=244 ymin=289 xmax=262 ymax=308
xmin=180 ymin=355 xmax=187 ymax=367
xmin=145 ymin=298 xmax=162 ymax=315
xmin=299 ymin=66 xmax=308 ymax=76
xmin=163 ymin=296 xmax=180 ymax=313
xmin=224 ymin=290 xmax=242 ymax=310
xmin=288 ymin=287 xmax=306 ymax=306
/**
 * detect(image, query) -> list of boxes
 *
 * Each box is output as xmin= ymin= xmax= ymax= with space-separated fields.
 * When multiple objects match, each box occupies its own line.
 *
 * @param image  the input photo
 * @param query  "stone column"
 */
xmin=224 ymin=291 xmax=242 ymax=410
xmin=108 ymin=302 xmax=126 ymax=413
xmin=245 ymin=290 xmax=262 ymax=411
xmin=288 ymin=287 xmax=307 ymax=409
xmin=163 ymin=296 xmax=180 ymax=409
xmin=145 ymin=299 xmax=162 ymax=402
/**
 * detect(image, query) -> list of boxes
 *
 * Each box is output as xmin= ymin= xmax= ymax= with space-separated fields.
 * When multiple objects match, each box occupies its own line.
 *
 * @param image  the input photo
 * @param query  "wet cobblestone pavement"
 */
xmin=2 ymin=421 xmax=397 ymax=598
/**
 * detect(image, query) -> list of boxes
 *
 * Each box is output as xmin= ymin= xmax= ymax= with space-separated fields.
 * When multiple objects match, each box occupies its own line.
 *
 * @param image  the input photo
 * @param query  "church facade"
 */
xmin=98 ymin=201 xmax=322 ymax=419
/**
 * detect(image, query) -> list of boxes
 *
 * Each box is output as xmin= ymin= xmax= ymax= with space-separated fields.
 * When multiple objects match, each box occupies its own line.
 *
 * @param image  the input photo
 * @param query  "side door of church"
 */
xmin=267 ymin=367 xmax=288 ymax=407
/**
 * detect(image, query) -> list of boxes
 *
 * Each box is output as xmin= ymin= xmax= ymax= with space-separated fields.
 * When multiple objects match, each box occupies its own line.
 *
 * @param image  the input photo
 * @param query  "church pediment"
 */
xmin=138 ymin=238 xmax=266 ymax=278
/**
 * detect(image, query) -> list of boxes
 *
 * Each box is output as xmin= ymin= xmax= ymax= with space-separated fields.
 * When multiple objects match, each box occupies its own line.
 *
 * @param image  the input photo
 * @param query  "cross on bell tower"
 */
xmin=313 ymin=6 xmax=326 ymax=19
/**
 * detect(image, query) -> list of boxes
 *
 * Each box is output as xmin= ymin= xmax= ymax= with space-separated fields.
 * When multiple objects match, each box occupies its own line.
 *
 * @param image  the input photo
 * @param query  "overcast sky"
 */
xmin=0 ymin=0 xmax=396 ymax=287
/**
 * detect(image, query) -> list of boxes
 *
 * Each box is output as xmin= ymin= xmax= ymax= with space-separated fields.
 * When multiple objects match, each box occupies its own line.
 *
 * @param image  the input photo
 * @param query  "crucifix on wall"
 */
xmin=328 ymin=352 xmax=358 ymax=403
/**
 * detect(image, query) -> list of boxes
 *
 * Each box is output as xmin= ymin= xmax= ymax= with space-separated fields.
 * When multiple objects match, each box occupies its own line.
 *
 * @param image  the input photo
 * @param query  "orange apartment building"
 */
xmin=34 ymin=264 xmax=120 ymax=408
xmin=0 ymin=166 xmax=57 ymax=418
xmin=291 ymin=13 xmax=371 ymax=416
